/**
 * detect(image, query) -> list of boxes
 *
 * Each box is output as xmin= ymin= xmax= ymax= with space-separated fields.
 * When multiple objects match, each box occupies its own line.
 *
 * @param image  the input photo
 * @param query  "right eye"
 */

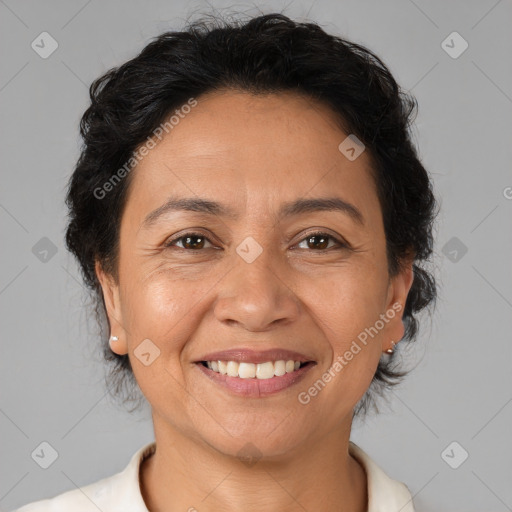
xmin=164 ymin=232 xmax=215 ymax=251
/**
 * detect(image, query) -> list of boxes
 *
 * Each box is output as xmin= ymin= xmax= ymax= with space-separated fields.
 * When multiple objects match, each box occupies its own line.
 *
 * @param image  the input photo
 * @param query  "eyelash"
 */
xmin=164 ymin=231 xmax=349 ymax=252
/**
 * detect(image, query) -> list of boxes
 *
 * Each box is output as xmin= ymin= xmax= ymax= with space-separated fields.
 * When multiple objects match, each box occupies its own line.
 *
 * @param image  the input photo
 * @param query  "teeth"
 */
xmin=203 ymin=359 xmax=305 ymax=379
xmin=256 ymin=361 xmax=274 ymax=379
xmin=239 ymin=362 xmax=256 ymax=379
xmin=274 ymin=360 xmax=286 ymax=376
xmin=218 ymin=360 xmax=228 ymax=375
xmin=226 ymin=361 xmax=239 ymax=377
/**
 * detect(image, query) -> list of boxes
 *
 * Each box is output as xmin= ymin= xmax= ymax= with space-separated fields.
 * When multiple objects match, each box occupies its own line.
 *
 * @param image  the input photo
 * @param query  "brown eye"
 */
xmin=165 ymin=232 xmax=213 ymax=250
xmin=165 ymin=231 xmax=348 ymax=252
xmin=296 ymin=232 xmax=347 ymax=251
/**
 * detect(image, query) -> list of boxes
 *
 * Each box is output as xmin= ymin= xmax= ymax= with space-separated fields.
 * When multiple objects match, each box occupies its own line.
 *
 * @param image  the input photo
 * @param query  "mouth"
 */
xmin=194 ymin=355 xmax=317 ymax=397
xmin=198 ymin=359 xmax=315 ymax=377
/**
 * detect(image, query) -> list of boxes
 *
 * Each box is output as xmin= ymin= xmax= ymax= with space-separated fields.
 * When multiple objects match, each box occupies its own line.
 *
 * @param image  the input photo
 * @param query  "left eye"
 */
xmin=295 ymin=232 xmax=346 ymax=251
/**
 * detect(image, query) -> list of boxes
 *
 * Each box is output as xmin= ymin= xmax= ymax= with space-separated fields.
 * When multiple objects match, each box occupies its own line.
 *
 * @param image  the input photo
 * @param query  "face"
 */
xmin=97 ymin=90 xmax=413 ymax=458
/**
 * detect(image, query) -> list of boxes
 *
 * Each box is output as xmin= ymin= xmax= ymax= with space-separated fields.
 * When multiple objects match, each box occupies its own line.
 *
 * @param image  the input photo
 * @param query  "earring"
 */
xmin=385 ymin=340 xmax=396 ymax=354
xmin=109 ymin=335 xmax=119 ymax=349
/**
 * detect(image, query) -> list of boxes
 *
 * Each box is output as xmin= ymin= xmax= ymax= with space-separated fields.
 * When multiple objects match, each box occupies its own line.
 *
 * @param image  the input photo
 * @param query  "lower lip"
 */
xmin=195 ymin=362 xmax=316 ymax=397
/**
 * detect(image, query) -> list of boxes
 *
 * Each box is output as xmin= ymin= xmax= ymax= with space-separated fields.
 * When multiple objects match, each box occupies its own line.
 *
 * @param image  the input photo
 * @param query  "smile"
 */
xmin=201 ymin=359 xmax=310 ymax=378
xmin=195 ymin=360 xmax=316 ymax=397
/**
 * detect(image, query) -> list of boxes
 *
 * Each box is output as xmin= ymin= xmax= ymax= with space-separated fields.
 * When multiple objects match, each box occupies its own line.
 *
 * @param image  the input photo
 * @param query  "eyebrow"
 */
xmin=141 ymin=196 xmax=365 ymax=229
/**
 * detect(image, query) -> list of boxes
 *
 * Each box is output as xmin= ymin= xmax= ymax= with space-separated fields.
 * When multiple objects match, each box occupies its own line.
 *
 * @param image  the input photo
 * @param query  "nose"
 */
xmin=213 ymin=251 xmax=301 ymax=332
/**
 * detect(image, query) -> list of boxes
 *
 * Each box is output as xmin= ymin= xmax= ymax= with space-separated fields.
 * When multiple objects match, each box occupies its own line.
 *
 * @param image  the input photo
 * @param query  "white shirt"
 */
xmin=12 ymin=441 xmax=415 ymax=511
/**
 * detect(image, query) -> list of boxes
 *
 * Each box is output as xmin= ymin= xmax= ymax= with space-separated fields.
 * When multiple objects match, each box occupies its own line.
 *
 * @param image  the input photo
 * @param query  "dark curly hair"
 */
xmin=64 ymin=12 xmax=439 ymax=418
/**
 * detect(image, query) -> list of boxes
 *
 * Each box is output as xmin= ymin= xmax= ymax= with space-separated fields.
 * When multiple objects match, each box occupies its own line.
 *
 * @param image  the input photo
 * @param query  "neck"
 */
xmin=140 ymin=415 xmax=367 ymax=512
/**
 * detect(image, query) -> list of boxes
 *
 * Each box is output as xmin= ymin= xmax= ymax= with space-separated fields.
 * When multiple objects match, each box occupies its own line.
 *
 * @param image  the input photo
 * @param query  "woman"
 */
xmin=14 ymin=12 xmax=437 ymax=512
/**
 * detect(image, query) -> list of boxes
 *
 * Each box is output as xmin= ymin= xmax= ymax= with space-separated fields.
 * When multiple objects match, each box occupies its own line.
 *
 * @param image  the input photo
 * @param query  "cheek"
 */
xmin=120 ymin=276 xmax=197 ymax=409
xmin=120 ymin=271 xmax=212 ymax=359
xmin=307 ymin=262 xmax=388 ymax=397
xmin=317 ymin=264 xmax=389 ymax=346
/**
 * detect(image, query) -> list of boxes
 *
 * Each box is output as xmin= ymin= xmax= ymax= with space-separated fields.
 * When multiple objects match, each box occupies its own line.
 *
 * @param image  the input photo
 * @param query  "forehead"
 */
xmin=124 ymin=90 xmax=380 ymax=226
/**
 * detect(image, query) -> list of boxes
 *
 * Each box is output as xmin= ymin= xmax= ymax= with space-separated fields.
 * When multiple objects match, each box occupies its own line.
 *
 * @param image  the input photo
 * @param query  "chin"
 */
xmin=199 ymin=423 xmax=309 ymax=462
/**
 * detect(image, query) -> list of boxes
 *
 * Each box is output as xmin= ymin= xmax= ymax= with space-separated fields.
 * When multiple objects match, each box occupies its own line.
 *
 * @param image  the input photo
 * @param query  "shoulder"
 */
xmin=349 ymin=441 xmax=416 ymax=512
xmin=10 ymin=442 xmax=156 ymax=512
xmin=10 ymin=471 xmax=123 ymax=512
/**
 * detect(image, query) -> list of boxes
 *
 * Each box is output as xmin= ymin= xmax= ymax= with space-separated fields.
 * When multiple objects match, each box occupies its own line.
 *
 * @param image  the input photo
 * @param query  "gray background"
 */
xmin=1 ymin=1 xmax=511 ymax=511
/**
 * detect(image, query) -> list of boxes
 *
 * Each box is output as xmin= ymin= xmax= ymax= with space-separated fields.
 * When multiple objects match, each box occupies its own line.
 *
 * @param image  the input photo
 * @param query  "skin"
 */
xmin=96 ymin=89 xmax=414 ymax=512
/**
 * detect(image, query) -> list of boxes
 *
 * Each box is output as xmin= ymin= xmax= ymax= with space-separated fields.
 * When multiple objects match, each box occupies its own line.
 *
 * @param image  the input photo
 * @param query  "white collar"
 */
xmin=113 ymin=441 xmax=414 ymax=511
xmin=17 ymin=441 xmax=415 ymax=511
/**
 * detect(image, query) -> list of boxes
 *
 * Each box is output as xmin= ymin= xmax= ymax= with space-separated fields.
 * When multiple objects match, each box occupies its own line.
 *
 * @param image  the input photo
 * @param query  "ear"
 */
xmin=382 ymin=257 xmax=415 ymax=352
xmin=95 ymin=260 xmax=128 ymax=355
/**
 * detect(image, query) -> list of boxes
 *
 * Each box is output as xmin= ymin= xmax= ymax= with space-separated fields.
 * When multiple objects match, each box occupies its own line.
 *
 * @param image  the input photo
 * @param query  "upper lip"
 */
xmin=195 ymin=348 xmax=315 ymax=364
